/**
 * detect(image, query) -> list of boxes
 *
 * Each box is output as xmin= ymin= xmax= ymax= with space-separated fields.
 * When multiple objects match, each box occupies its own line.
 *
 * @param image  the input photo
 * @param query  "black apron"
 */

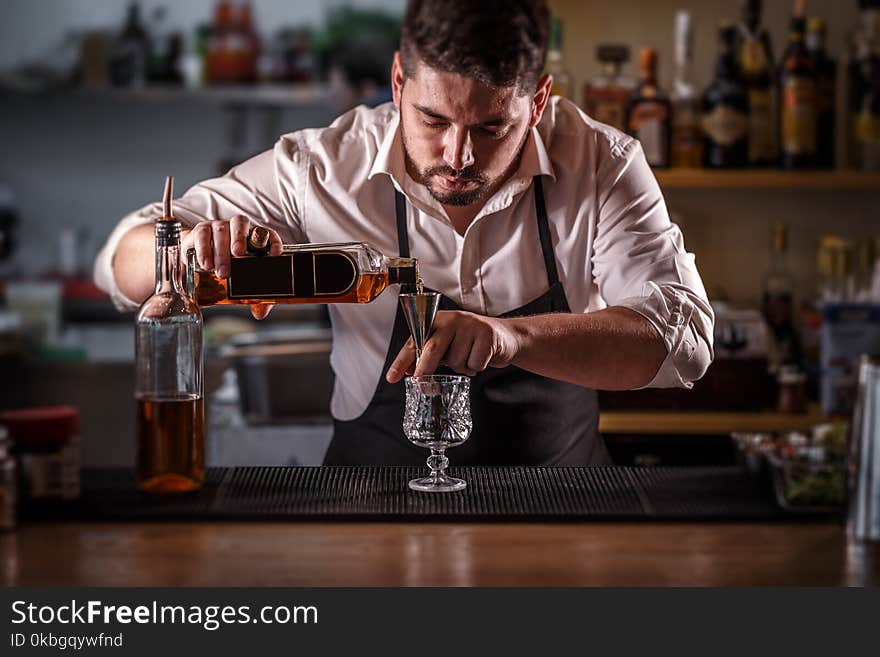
xmin=325 ymin=177 xmax=610 ymax=466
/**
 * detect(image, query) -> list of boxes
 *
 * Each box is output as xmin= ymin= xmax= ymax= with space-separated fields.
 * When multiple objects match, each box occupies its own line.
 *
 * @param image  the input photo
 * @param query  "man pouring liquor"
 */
xmin=94 ymin=0 xmax=714 ymax=465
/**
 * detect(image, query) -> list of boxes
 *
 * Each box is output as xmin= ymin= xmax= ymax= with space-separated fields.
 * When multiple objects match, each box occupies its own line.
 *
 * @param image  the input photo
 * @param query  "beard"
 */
xmin=398 ymin=107 xmax=533 ymax=208
xmin=411 ymin=162 xmax=489 ymax=206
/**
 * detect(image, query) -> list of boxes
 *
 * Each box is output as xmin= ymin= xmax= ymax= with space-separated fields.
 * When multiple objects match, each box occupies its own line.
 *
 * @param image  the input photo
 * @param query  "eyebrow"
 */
xmin=413 ymin=104 xmax=511 ymax=127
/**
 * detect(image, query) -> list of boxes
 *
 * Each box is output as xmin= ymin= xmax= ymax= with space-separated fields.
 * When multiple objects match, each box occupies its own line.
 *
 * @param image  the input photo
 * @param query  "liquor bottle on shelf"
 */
xmin=737 ymin=0 xmax=778 ymax=166
xmin=806 ymin=17 xmax=837 ymax=168
xmin=702 ymin=23 xmax=750 ymax=168
xmin=625 ymin=48 xmax=671 ymax=168
xmin=848 ymin=0 xmax=880 ymax=170
xmin=762 ymin=222 xmax=802 ymax=370
xmin=780 ymin=0 xmax=818 ymax=169
xmin=582 ymin=44 xmax=633 ymax=131
xmin=134 ymin=177 xmax=204 ymax=494
xmin=546 ymin=17 xmax=572 ymax=98
xmin=670 ymin=11 xmax=703 ymax=168
xmin=186 ymin=227 xmax=420 ymax=307
xmin=108 ymin=2 xmax=151 ymax=88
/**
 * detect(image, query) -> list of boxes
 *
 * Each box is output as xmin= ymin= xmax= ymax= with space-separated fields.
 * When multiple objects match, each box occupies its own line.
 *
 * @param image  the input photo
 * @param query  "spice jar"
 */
xmin=0 ymin=426 xmax=16 ymax=531
xmin=0 ymin=406 xmax=80 ymax=500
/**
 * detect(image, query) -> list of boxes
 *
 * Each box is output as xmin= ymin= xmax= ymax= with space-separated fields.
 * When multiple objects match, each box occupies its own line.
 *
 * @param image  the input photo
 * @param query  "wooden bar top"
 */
xmin=2 ymin=521 xmax=877 ymax=586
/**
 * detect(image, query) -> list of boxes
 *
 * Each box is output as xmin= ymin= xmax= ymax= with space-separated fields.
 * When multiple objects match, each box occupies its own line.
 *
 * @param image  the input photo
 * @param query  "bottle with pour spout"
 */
xmin=135 ymin=177 xmax=204 ymax=493
xmin=186 ymin=227 xmax=420 ymax=307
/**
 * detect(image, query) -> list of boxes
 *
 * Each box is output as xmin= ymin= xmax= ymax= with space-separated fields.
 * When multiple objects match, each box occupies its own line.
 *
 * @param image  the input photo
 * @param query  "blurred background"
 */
xmin=0 ymin=1 xmax=877 ymax=480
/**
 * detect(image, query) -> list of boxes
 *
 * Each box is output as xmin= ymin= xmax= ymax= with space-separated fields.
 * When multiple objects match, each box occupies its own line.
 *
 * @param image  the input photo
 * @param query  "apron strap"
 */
xmin=395 ymin=188 xmax=410 ymax=258
xmin=532 ymin=176 xmax=559 ymax=288
xmin=393 ymin=176 xmax=558 ymax=286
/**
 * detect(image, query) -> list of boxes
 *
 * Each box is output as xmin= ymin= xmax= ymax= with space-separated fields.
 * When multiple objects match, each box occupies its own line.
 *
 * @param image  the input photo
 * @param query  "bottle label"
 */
xmin=855 ymin=112 xmax=880 ymax=144
xmin=747 ymin=88 xmax=778 ymax=162
xmin=782 ymin=77 xmax=817 ymax=154
xmin=584 ymin=86 xmax=629 ymax=131
xmin=740 ymin=39 xmax=769 ymax=77
xmin=701 ymin=105 xmax=748 ymax=146
xmin=670 ymin=101 xmax=702 ymax=166
xmin=629 ymin=101 xmax=669 ymax=166
xmin=228 ymin=251 xmax=357 ymax=299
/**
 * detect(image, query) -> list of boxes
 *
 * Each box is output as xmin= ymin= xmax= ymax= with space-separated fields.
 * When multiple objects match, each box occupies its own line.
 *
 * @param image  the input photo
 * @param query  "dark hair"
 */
xmin=400 ymin=0 xmax=550 ymax=94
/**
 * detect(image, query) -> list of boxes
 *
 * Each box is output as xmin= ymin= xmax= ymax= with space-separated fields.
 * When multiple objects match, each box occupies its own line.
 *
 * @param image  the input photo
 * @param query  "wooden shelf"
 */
xmin=655 ymin=169 xmax=880 ymax=191
xmin=598 ymin=404 xmax=826 ymax=436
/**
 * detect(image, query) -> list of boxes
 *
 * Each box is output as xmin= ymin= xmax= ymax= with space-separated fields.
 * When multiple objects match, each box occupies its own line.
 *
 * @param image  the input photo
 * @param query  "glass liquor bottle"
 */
xmin=762 ymin=223 xmax=802 ymax=370
xmin=806 ymin=17 xmax=837 ymax=168
xmin=737 ymin=0 xmax=778 ymax=166
xmin=583 ymin=44 xmax=633 ymax=131
xmin=848 ymin=1 xmax=880 ymax=170
xmin=625 ymin=48 xmax=672 ymax=168
xmin=702 ymin=24 xmax=750 ymax=168
xmin=187 ymin=228 xmax=419 ymax=307
xmin=780 ymin=0 xmax=818 ymax=169
xmin=135 ymin=177 xmax=204 ymax=494
xmin=546 ymin=17 xmax=572 ymax=98
xmin=670 ymin=11 xmax=703 ymax=168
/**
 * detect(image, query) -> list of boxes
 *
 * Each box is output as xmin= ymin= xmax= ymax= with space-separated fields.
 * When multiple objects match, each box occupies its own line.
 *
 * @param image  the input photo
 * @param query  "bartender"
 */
xmin=94 ymin=0 xmax=714 ymax=466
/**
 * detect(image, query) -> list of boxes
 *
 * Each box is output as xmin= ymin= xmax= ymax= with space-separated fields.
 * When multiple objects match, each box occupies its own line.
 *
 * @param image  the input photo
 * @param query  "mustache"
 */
xmin=423 ymin=165 xmax=487 ymax=184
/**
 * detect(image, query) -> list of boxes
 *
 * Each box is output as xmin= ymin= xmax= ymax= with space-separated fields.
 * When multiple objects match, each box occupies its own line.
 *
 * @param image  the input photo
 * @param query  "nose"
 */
xmin=442 ymin=126 xmax=475 ymax=173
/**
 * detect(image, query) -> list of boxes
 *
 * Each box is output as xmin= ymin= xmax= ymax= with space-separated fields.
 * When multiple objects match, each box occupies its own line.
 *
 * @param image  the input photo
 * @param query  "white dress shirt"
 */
xmin=94 ymin=97 xmax=714 ymax=421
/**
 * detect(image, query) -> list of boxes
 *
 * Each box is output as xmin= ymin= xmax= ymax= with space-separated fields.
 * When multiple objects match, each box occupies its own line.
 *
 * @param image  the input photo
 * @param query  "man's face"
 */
xmin=392 ymin=55 xmax=547 ymax=207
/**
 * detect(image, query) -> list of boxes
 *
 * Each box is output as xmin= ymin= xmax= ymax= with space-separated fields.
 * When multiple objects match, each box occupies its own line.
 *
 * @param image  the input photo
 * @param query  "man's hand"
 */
xmin=385 ymin=310 xmax=521 ymax=382
xmin=181 ymin=215 xmax=283 ymax=320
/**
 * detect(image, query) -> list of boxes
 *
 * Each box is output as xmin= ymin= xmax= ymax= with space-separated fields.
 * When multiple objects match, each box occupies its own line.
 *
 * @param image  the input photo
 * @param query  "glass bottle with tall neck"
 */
xmin=780 ymin=0 xmax=818 ymax=169
xmin=737 ymin=0 xmax=778 ymax=166
xmin=670 ymin=11 xmax=703 ymax=168
xmin=135 ymin=177 xmax=204 ymax=494
xmin=763 ymin=222 xmax=802 ymax=370
xmin=807 ymin=17 xmax=837 ymax=168
xmin=702 ymin=24 xmax=750 ymax=168
xmin=582 ymin=44 xmax=633 ymax=131
xmin=625 ymin=48 xmax=671 ymax=168
xmin=848 ymin=0 xmax=880 ymax=169
xmin=546 ymin=16 xmax=572 ymax=98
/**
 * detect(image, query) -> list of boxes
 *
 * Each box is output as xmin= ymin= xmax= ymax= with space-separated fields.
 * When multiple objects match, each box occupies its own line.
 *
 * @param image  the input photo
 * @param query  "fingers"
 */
xmin=250 ymin=304 xmax=274 ymax=321
xmin=413 ymin=326 xmax=453 ymax=377
xmin=386 ymin=338 xmax=417 ymax=383
xmin=211 ymin=221 xmax=231 ymax=278
xmin=230 ymin=215 xmax=251 ymax=256
xmin=190 ymin=222 xmax=214 ymax=271
xmin=266 ymin=227 xmax=284 ymax=256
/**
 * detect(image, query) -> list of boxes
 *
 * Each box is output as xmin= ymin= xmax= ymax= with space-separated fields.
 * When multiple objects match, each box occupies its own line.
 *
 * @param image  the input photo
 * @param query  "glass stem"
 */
xmin=426 ymin=449 xmax=448 ymax=482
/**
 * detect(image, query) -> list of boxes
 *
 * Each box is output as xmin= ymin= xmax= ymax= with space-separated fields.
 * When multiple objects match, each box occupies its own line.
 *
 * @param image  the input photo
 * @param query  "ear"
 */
xmin=530 ymin=74 xmax=553 ymax=127
xmin=391 ymin=51 xmax=405 ymax=108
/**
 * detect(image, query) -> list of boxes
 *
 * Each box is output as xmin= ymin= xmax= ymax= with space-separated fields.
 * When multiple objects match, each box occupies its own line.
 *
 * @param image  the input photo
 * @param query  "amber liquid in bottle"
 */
xmin=136 ymin=395 xmax=205 ymax=493
xmin=193 ymin=269 xmax=390 ymax=306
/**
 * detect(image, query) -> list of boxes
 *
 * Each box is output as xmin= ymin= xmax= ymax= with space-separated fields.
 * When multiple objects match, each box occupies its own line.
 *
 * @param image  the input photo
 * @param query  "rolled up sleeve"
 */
xmin=93 ymin=137 xmax=308 ymax=312
xmin=591 ymin=138 xmax=715 ymax=389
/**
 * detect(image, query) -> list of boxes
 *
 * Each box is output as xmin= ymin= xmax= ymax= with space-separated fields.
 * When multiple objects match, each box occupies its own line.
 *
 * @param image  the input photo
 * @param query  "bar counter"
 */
xmin=2 ymin=466 xmax=878 ymax=586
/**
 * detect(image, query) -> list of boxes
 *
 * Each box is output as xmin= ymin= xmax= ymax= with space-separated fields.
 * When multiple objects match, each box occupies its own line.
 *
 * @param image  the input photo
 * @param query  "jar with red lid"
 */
xmin=0 ymin=405 xmax=80 ymax=500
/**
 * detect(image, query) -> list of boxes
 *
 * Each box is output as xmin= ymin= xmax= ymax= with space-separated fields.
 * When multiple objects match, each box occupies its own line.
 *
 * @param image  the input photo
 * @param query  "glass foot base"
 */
xmin=408 ymin=474 xmax=466 ymax=493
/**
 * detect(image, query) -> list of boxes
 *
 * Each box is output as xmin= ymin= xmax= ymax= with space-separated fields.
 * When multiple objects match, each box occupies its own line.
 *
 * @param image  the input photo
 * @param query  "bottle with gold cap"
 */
xmin=625 ymin=47 xmax=672 ymax=168
xmin=186 ymin=228 xmax=419 ymax=307
xmin=134 ymin=176 xmax=204 ymax=494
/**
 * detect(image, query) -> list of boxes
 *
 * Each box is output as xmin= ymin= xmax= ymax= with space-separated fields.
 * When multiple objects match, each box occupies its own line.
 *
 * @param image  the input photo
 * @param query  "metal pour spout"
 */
xmin=399 ymin=291 xmax=440 ymax=364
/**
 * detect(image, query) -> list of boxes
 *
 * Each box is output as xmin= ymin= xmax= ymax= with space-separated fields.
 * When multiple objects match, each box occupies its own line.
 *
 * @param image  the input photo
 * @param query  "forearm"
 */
xmin=506 ymin=307 xmax=667 ymax=390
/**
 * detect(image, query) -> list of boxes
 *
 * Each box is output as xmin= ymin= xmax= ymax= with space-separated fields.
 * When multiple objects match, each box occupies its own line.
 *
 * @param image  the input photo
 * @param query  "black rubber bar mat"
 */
xmin=22 ymin=465 xmax=841 ymax=522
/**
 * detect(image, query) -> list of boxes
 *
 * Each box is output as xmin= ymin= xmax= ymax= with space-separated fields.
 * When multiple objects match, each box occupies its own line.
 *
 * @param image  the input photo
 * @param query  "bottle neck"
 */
xmin=155 ymin=242 xmax=181 ymax=294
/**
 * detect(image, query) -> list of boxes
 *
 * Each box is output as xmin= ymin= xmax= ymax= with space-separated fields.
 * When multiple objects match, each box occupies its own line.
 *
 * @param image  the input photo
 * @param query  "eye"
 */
xmin=422 ymin=121 xmax=447 ymax=130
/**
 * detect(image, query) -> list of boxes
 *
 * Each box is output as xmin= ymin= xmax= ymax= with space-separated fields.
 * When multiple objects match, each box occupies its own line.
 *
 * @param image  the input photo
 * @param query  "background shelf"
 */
xmin=655 ymin=169 xmax=880 ymax=191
